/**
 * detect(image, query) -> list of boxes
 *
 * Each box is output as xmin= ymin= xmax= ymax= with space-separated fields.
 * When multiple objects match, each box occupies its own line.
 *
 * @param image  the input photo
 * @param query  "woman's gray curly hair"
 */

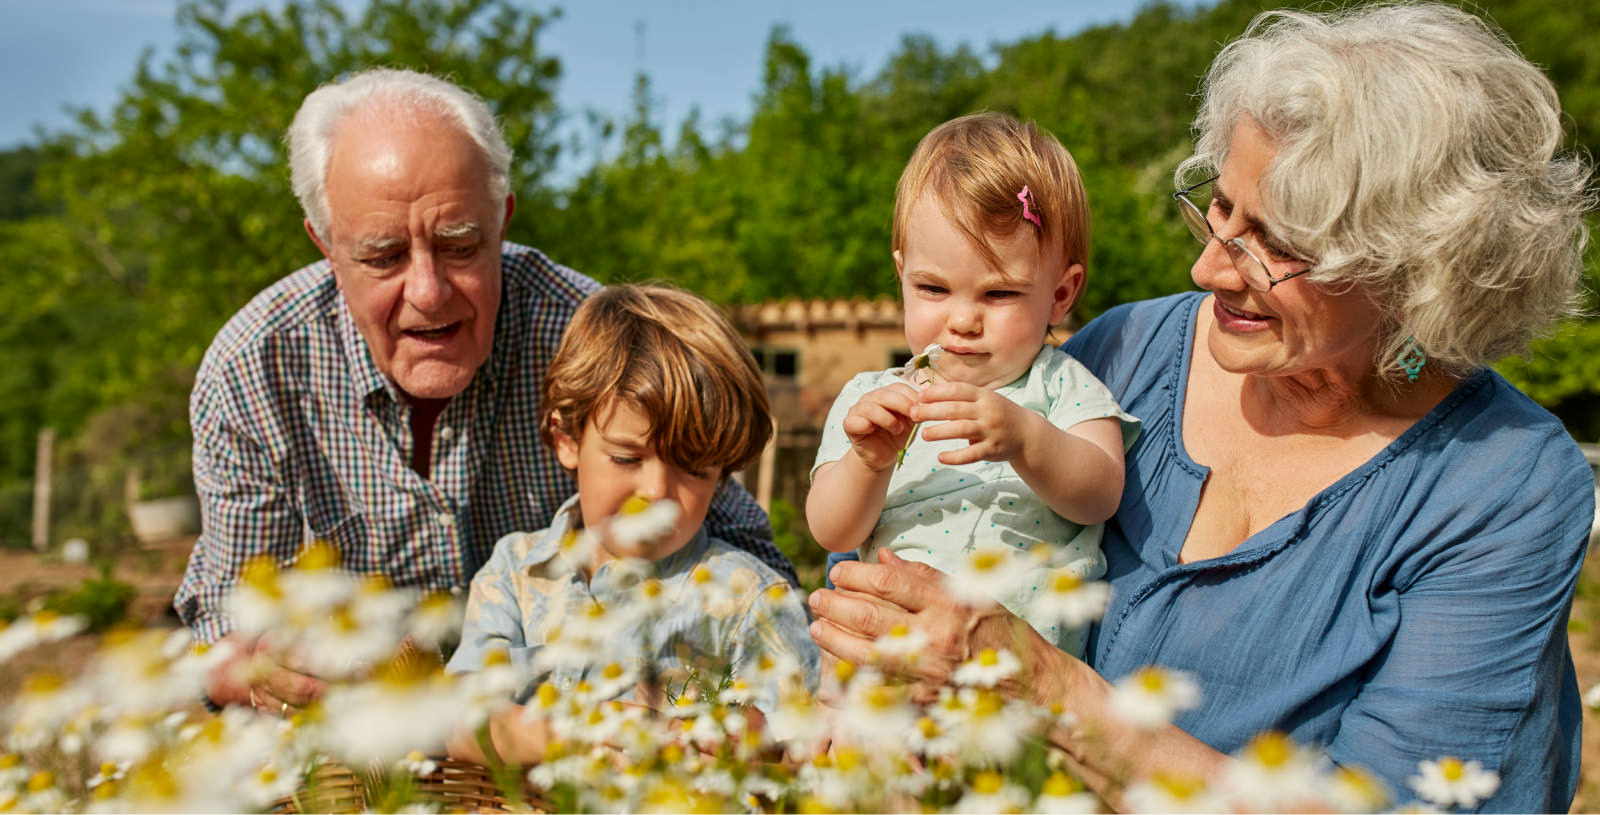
xmin=1178 ymin=2 xmax=1593 ymax=379
xmin=286 ymin=68 xmax=513 ymax=241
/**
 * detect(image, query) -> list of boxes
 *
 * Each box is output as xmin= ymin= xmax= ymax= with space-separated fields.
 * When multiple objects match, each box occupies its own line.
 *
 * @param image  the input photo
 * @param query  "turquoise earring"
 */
xmin=1396 ymin=336 xmax=1426 ymax=383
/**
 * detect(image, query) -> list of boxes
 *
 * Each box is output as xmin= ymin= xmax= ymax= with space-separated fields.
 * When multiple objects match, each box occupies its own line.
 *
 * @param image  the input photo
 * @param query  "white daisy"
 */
xmin=1123 ymin=772 xmax=1224 ymax=813
xmin=1324 ymin=764 xmax=1391 ymax=813
xmin=1109 ymin=666 xmax=1202 ymax=729
xmin=406 ymin=591 xmax=463 ymax=652
xmin=955 ymin=770 xmax=1029 ymax=813
xmin=836 ymin=670 xmax=917 ymax=750
xmin=1034 ymin=772 xmax=1100 ymax=813
xmin=938 ymin=686 xmax=1037 ymax=764
xmin=872 ymin=623 xmax=930 ymax=663
xmin=1220 ymin=730 xmax=1325 ymax=810
xmin=1028 ymin=571 xmax=1112 ymax=630
xmin=763 ymin=686 xmax=826 ymax=754
xmin=0 ymin=610 xmax=88 ymax=664
xmin=1408 ymin=756 xmax=1499 ymax=810
xmin=899 ymin=342 xmax=945 ymax=389
xmin=942 ymin=544 xmax=1031 ymax=606
xmin=607 ymin=496 xmax=682 ymax=551
xmin=951 ymin=647 xmax=1021 ymax=688
xmin=395 ymin=750 xmax=439 ymax=778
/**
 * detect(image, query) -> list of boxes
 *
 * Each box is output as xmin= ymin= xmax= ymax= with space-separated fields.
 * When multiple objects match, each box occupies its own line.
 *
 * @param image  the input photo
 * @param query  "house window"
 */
xmin=752 ymin=347 xmax=800 ymax=380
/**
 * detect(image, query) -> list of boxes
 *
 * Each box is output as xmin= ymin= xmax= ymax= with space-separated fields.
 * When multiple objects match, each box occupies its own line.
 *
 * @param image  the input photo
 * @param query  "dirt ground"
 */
xmin=4 ymin=538 xmax=1600 ymax=811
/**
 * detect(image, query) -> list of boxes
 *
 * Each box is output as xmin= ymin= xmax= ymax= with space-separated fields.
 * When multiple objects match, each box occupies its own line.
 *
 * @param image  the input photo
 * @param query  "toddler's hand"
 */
xmin=912 ymin=382 xmax=1033 ymax=465
xmin=841 ymin=383 xmax=919 ymax=471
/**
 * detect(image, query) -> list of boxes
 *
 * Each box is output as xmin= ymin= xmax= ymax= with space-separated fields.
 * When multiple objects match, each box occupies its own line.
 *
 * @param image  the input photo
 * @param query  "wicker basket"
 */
xmin=271 ymin=757 xmax=545 ymax=813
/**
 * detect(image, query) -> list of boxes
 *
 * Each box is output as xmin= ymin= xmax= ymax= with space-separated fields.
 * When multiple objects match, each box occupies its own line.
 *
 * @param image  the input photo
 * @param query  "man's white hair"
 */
xmin=286 ymin=68 xmax=513 ymax=240
xmin=1178 ymin=2 xmax=1593 ymax=378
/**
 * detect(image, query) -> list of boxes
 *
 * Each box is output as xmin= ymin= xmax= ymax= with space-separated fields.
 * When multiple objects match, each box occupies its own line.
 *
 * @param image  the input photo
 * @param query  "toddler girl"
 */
xmin=807 ymin=112 xmax=1138 ymax=657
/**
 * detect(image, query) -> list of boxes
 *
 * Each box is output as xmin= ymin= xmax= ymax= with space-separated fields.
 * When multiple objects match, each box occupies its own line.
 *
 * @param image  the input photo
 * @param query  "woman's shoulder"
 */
xmin=1426 ymin=371 xmax=1587 ymax=479
xmin=1061 ymin=292 xmax=1204 ymax=401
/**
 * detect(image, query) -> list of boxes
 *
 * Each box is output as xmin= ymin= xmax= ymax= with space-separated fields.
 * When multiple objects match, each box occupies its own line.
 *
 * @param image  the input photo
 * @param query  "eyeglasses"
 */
xmin=1173 ymin=174 xmax=1312 ymax=292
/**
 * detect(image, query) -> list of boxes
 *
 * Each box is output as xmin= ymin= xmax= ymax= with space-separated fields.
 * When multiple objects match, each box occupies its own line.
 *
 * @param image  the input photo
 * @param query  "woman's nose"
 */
xmin=1190 ymin=236 xmax=1248 ymax=292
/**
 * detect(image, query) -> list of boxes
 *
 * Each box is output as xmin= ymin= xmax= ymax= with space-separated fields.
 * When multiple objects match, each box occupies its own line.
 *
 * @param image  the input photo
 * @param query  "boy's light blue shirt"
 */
xmin=813 ymin=345 xmax=1138 ymax=656
xmin=447 ymin=494 xmax=820 ymax=714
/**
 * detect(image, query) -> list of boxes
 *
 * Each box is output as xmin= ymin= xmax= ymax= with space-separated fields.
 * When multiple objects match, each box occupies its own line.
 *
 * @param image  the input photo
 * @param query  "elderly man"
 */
xmin=177 ymin=68 xmax=794 ymax=713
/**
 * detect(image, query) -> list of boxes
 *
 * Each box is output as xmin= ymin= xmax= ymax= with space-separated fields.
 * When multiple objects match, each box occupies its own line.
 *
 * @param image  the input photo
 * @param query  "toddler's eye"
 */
xmin=987 ymin=290 xmax=1021 ymax=299
xmin=610 ymin=456 xmax=641 ymax=466
xmin=917 ymin=284 xmax=948 ymax=295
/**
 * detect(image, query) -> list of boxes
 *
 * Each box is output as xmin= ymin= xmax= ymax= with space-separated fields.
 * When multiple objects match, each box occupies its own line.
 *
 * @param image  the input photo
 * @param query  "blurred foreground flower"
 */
xmin=1109 ymin=666 xmax=1202 ymax=729
xmin=1408 ymin=756 xmax=1499 ymax=810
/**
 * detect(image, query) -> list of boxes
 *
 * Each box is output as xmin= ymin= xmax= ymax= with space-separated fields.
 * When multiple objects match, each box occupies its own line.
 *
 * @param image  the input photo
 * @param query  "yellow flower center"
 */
xmin=970 ymin=551 xmax=1001 ymax=572
xmin=1247 ymin=732 xmax=1292 ymax=767
xmin=0 ymin=754 xmax=20 ymax=770
xmin=917 ymin=717 xmax=941 ymax=738
xmin=1041 ymin=772 xmax=1080 ymax=797
xmin=620 ymin=494 xmax=652 ymax=516
xmin=978 ymin=648 xmax=999 ymax=666
xmin=536 ymin=683 xmax=560 ymax=707
xmin=241 ymin=557 xmax=281 ymax=595
xmin=1051 ymin=572 xmax=1083 ymax=592
xmin=603 ymin=662 xmax=624 ymax=680
xmin=641 ymin=579 xmax=663 ymax=599
xmin=765 ymin=584 xmax=789 ymax=601
xmin=1440 ymin=757 xmax=1465 ymax=781
xmin=26 ymin=772 xmax=53 ymax=793
xmin=1138 ymin=668 xmax=1166 ymax=692
xmin=1154 ymin=772 xmax=1206 ymax=800
xmin=692 ymin=565 xmax=713 ymax=584
xmin=22 ymin=672 xmax=63 ymax=695
xmin=834 ymin=747 xmax=861 ymax=772
xmin=833 ymin=660 xmax=856 ymax=683
xmin=972 ymin=770 xmax=1003 ymax=795
xmin=98 ymin=762 xmax=118 ymax=777
xmin=258 ymin=767 xmax=278 ymax=784
xmin=93 ymin=781 xmax=117 ymax=800
xmin=297 ymin=540 xmax=340 ymax=571
xmin=484 ymin=649 xmax=511 ymax=668
xmin=32 ymin=610 xmax=59 ymax=626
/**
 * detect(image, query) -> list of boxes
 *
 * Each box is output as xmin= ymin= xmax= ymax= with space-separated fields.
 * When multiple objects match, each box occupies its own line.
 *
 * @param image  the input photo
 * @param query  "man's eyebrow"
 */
xmin=434 ymin=222 xmax=482 ymax=241
xmin=355 ymin=235 xmax=405 ymax=255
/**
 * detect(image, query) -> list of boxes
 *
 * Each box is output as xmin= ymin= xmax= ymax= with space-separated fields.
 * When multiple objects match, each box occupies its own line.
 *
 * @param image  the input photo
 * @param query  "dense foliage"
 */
xmin=0 ymin=0 xmax=1595 ymax=544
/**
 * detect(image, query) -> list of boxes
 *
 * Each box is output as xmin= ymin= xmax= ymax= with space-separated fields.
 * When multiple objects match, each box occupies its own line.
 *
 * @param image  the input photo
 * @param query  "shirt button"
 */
xmin=437 ymin=512 xmax=454 ymax=528
xmin=438 ymin=426 xmax=455 ymax=441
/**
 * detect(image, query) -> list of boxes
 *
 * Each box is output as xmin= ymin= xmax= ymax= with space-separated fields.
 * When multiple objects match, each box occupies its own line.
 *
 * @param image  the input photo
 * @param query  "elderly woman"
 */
xmin=807 ymin=3 xmax=1593 ymax=811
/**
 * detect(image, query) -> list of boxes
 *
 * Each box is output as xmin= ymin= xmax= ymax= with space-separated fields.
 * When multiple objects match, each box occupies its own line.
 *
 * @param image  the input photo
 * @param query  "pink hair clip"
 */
xmin=1018 ymin=186 xmax=1042 ymax=228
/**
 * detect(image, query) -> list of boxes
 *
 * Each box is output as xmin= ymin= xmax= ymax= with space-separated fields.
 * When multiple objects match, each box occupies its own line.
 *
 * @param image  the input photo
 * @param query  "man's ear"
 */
xmin=1050 ymin=263 xmax=1086 ymax=326
xmin=550 ymin=412 xmax=580 ymax=471
xmin=305 ymin=219 xmax=333 ymax=260
xmin=500 ymin=194 xmax=516 ymax=240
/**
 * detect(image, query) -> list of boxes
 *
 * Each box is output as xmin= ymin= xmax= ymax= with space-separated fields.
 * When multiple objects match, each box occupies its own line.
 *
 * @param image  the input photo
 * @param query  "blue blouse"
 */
xmin=1064 ymin=292 xmax=1590 ymax=813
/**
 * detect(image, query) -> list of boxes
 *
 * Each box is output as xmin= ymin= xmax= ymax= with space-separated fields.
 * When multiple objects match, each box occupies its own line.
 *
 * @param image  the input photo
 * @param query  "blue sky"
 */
xmin=4 ymin=0 xmax=1162 ymax=166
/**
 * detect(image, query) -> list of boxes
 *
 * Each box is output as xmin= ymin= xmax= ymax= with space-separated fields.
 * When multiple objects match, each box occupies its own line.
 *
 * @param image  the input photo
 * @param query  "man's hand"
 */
xmin=841 ymin=383 xmax=920 ymax=471
xmin=912 ymin=382 xmax=1038 ymax=466
xmin=204 ymin=631 xmax=327 ymax=717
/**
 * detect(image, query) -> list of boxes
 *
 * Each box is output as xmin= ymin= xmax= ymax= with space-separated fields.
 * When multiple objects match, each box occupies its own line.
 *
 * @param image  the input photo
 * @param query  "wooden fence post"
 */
xmin=756 ymin=419 xmax=778 ymax=512
xmin=32 ymin=428 xmax=53 ymax=551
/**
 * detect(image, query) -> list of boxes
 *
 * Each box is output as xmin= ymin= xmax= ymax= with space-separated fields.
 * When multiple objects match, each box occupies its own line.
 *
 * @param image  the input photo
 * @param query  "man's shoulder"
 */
xmin=500 ymin=242 xmax=602 ymax=308
xmin=199 ymin=258 xmax=340 ymax=378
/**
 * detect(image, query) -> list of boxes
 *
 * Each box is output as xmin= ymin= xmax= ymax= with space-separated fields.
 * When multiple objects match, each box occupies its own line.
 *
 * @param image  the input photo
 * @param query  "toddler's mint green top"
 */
xmin=812 ymin=345 xmax=1138 ymax=657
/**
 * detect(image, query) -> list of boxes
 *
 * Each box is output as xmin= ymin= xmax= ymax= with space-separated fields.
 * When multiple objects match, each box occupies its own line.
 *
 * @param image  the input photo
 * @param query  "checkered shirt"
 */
xmin=175 ymin=243 xmax=794 ymax=643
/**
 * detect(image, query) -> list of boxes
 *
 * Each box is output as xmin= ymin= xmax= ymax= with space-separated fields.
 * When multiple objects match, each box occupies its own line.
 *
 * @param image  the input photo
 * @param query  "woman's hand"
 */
xmin=806 ymin=550 xmax=1066 ymax=704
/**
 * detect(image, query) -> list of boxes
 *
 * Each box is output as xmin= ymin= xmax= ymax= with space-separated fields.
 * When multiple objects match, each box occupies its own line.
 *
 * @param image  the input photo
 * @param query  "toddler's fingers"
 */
xmin=919 ymin=419 xmax=983 ymax=443
xmin=849 ymin=402 xmax=908 ymax=436
xmin=917 ymin=382 xmax=980 ymax=403
xmin=936 ymin=443 xmax=993 ymax=466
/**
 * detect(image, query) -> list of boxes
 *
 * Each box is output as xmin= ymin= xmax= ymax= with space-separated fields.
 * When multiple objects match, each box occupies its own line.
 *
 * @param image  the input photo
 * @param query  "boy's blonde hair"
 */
xmin=893 ymin=112 xmax=1090 ymax=285
xmin=541 ymin=284 xmax=772 ymax=477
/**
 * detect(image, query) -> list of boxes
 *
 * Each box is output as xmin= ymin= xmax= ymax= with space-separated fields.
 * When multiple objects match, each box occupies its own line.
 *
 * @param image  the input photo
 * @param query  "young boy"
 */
xmin=445 ymin=284 xmax=819 ymax=764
